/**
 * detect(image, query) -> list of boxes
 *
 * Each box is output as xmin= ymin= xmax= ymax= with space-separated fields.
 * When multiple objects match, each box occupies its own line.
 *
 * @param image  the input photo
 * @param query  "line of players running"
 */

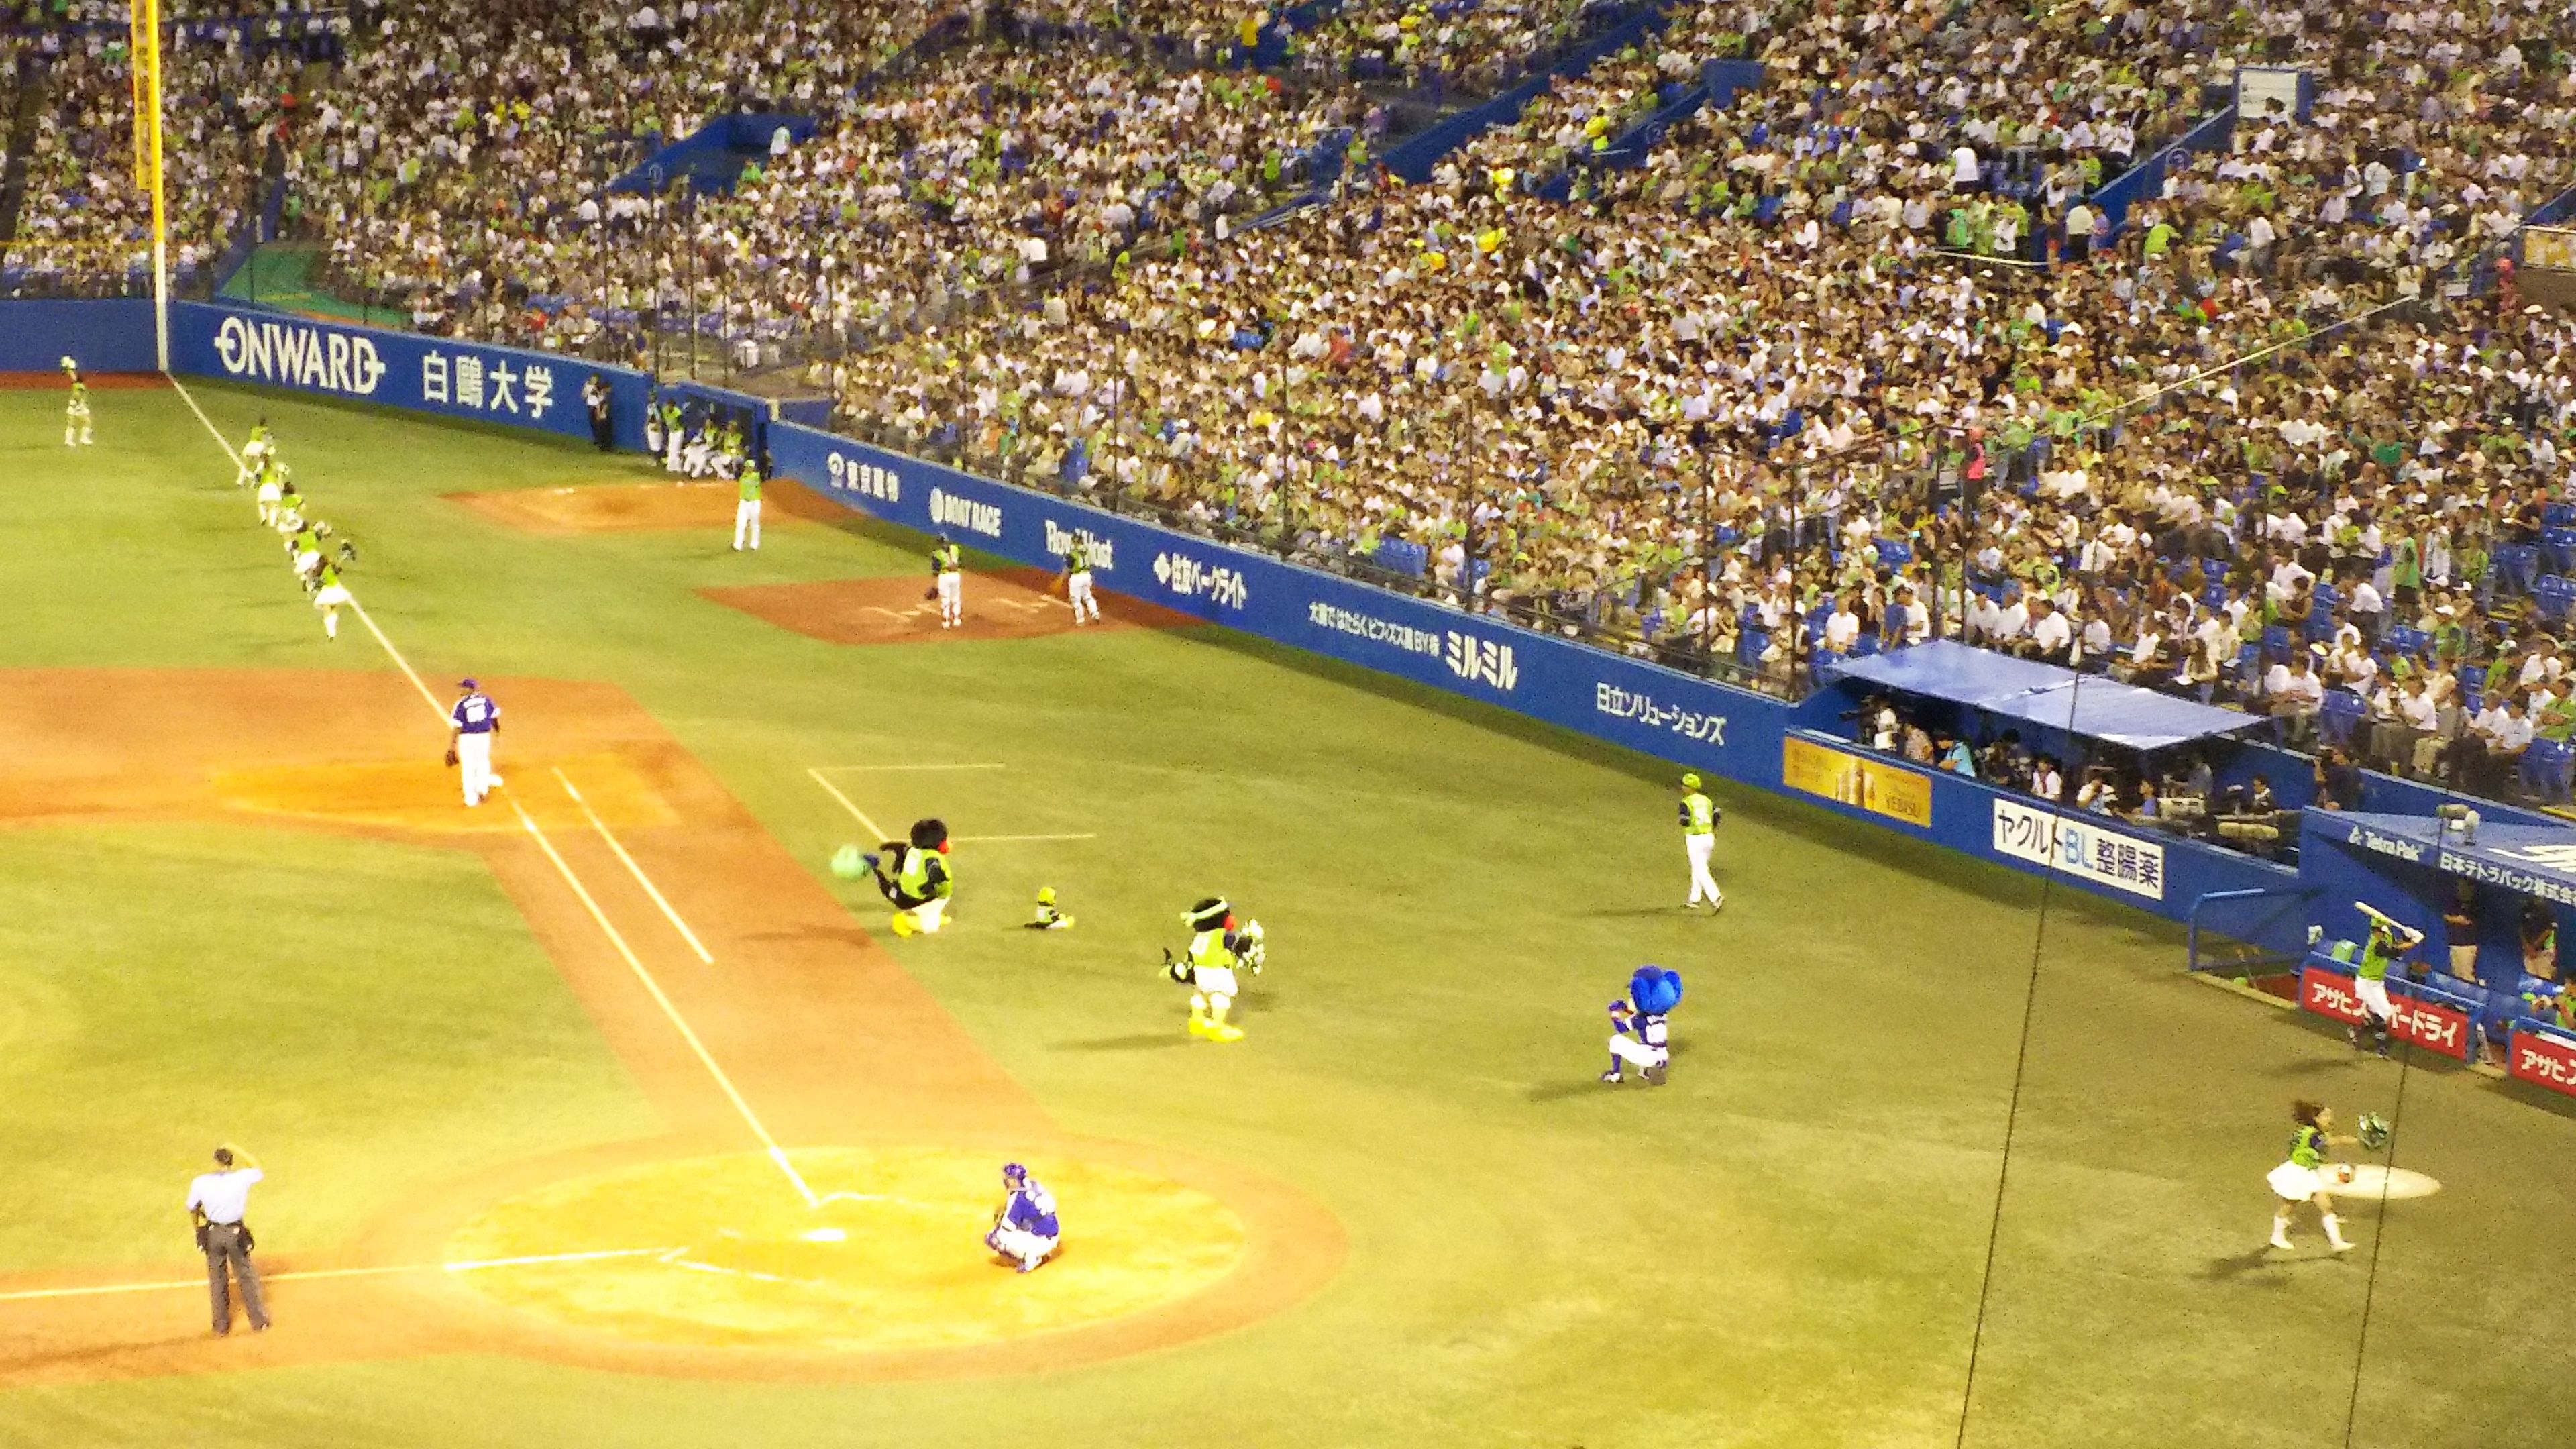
xmin=237 ymin=419 xmax=358 ymax=639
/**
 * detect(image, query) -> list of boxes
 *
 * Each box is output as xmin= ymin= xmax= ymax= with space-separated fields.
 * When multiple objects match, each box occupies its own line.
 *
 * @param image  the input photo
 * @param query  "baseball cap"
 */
xmin=459 ymin=677 xmax=479 ymax=688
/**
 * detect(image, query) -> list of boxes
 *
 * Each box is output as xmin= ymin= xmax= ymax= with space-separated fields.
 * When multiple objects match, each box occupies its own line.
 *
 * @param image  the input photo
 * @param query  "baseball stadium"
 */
xmin=5 ymin=3 xmax=2576 ymax=1447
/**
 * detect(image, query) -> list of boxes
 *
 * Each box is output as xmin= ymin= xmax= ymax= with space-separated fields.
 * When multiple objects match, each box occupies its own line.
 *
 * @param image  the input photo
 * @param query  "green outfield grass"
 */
xmin=2 ymin=382 xmax=2571 ymax=1449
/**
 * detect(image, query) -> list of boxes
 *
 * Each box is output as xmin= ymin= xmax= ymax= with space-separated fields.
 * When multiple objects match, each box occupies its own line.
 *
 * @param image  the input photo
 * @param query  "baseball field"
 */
xmin=2 ymin=377 xmax=2571 ymax=1449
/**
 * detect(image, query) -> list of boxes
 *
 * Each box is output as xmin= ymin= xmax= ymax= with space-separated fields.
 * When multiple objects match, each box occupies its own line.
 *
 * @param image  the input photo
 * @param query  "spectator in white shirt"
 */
xmin=2265 ymin=651 xmax=2326 ymax=745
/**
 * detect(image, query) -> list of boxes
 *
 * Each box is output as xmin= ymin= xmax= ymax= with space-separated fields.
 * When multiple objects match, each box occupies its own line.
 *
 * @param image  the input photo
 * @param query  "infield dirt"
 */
xmin=0 ymin=668 xmax=1342 ymax=1385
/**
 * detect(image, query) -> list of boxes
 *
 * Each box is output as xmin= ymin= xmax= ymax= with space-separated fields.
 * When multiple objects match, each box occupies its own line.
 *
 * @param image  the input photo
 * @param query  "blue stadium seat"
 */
xmin=2522 ymin=739 xmax=2575 ymax=802
xmin=2318 ymin=690 xmax=2366 ymax=749
xmin=2548 ymin=502 xmax=2576 ymax=529
xmin=2535 ymin=575 xmax=2576 ymax=622
xmin=2262 ymin=625 xmax=2292 ymax=660
xmin=2381 ymin=625 xmax=2430 ymax=659
xmin=2546 ymin=527 xmax=2576 ymax=577
xmin=2494 ymin=543 xmax=2542 ymax=596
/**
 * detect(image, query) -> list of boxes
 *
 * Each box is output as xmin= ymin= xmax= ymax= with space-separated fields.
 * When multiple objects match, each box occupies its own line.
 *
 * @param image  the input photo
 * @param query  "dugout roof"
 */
xmin=1825 ymin=640 xmax=2269 ymax=752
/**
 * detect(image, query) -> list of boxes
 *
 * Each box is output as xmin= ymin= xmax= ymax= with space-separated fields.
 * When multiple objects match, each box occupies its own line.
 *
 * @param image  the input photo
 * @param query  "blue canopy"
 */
xmin=1825 ymin=640 xmax=2267 ymax=751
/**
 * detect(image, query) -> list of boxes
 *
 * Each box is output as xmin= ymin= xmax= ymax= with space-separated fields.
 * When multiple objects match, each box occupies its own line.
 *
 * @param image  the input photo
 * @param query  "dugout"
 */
xmin=1819 ymin=641 xmax=2294 ymax=855
xmin=2296 ymin=811 xmax=2572 ymax=994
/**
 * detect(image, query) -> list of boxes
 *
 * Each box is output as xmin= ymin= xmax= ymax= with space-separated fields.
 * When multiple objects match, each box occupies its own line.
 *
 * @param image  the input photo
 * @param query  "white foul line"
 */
xmin=806 ymin=767 xmax=889 ymax=841
xmin=553 ymin=767 xmax=714 ymax=965
xmin=0 ymin=1246 xmax=686 ymax=1304
xmin=954 ymin=833 xmax=1097 ymax=843
xmin=509 ymin=796 xmax=820 ymax=1211
xmin=174 ymin=376 xmax=816 ymax=1212
xmin=169 ymin=376 xmax=446 ymax=716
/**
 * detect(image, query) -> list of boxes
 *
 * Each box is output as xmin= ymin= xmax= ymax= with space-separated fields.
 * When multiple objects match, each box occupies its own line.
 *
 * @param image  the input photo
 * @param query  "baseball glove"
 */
xmin=443 ymin=745 xmax=460 ymax=768
xmin=922 ymin=586 xmax=940 ymax=601
xmin=2357 ymin=1112 xmax=2392 ymax=1150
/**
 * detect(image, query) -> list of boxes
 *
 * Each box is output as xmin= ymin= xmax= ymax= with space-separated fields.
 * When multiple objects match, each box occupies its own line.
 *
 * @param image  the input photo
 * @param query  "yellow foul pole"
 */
xmin=132 ymin=0 xmax=169 ymax=370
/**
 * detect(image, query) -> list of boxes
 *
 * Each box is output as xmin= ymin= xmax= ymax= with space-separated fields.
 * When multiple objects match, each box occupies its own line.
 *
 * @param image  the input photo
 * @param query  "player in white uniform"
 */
xmin=446 ymin=679 xmax=503 ymax=806
xmin=61 ymin=357 xmax=93 ymax=447
xmin=1058 ymin=528 xmax=1101 ymax=625
xmin=932 ymin=535 xmax=965 ymax=627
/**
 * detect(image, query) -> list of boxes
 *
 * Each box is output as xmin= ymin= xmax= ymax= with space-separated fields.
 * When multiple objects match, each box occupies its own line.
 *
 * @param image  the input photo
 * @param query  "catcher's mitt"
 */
xmin=2357 ymin=1112 xmax=2392 ymax=1150
xmin=443 ymin=745 xmax=460 ymax=768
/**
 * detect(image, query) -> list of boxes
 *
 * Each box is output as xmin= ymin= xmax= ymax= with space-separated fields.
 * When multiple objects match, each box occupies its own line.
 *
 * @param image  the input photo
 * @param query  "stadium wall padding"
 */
xmin=0 ymin=288 xmax=2314 ymax=947
xmin=166 ymin=301 xmax=653 ymax=451
xmin=761 ymin=423 xmax=2306 ymax=948
xmin=0 ymin=299 xmax=157 ymax=372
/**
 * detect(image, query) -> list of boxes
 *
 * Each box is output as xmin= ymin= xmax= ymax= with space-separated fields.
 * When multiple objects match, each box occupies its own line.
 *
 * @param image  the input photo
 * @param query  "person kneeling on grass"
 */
xmin=983 ymin=1162 xmax=1059 ymax=1273
xmin=869 ymin=818 xmax=955 ymax=937
xmin=1602 ymin=964 xmax=1682 ymax=1086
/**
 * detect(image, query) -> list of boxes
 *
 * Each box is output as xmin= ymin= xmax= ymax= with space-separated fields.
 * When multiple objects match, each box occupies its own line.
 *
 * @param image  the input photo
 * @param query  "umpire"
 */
xmin=186 ymin=1145 xmax=270 ymax=1335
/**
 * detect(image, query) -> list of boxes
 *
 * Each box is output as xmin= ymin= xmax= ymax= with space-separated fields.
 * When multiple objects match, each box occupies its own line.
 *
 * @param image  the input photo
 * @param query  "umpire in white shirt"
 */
xmin=186 ymin=1145 xmax=270 ymax=1334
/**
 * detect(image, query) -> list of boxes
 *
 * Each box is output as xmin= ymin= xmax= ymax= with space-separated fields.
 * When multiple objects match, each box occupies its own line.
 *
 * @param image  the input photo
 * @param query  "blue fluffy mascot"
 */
xmin=1604 ymin=965 xmax=1683 ymax=1085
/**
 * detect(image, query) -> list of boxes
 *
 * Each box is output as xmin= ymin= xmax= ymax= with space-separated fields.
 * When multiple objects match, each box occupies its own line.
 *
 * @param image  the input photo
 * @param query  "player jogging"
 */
xmin=733 ymin=456 xmax=764 ymax=551
xmin=1602 ymin=964 xmax=1683 ymax=1085
xmin=932 ymin=535 xmax=965 ymax=628
xmin=2350 ymin=912 xmax=2420 ymax=1057
xmin=2267 ymin=1099 xmax=2375 ymax=1253
xmin=1678 ymin=773 xmax=1723 ymax=910
xmin=238 ymin=418 xmax=273 ymax=486
xmin=312 ymin=558 xmax=351 ymax=641
xmin=60 ymin=356 xmax=93 ymax=447
xmin=1059 ymin=527 xmax=1100 ymax=625
xmin=866 ymin=818 xmax=955 ymax=936
xmin=983 ymin=1162 xmax=1060 ymax=1273
xmin=1165 ymin=896 xmax=1264 ymax=1041
xmin=445 ymin=678 xmax=502 ymax=807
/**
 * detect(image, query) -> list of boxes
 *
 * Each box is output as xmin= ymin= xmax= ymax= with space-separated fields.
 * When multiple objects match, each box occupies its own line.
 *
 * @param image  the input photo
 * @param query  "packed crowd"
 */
xmin=2 ymin=7 xmax=340 ymax=295
xmin=13 ymin=0 xmax=2576 ymax=822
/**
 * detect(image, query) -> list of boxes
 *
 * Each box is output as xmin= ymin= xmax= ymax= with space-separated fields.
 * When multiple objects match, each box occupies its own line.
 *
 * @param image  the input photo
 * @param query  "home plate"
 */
xmin=2324 ymin=1165 xmax=2442 ymax=1200
xmin=801 ymin=1227 xmax=848 ymax=1243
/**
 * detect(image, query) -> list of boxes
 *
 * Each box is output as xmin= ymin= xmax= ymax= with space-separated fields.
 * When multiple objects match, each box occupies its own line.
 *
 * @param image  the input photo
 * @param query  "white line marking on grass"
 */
xmin=952 ymin=833 xmax=1097 ymax=843
xmin=554 ymin=767 xmax=714 ymax=965
xmin=807 ymin=767 xmax=889 ymax=841
xmin=173 ymin=380 xmax=824 ymax=1216
xmin=812 ymin=763 xmax=1008 ymax=773
xmin=0 ymin=1247 xmax=687 ymax=1303
xmin=510 ymin=796 xmax=820 ymax=1211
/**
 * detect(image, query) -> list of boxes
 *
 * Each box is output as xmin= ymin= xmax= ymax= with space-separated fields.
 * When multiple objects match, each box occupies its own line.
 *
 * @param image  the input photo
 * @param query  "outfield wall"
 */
xmin=761 ymin=423 xmax=2305 ymax=947
xmin=0 ymin=295 xmax=2302 ymax=944
xmin=0 ymin=299 xmax=157 ymax=372
xmin=165 ymin=302 xmax=654 ymax=451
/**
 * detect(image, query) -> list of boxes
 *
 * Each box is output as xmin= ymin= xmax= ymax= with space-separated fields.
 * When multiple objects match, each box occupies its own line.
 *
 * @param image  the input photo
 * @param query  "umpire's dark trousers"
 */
xmin=204 ymin=1222 xmax=269 ymax=1333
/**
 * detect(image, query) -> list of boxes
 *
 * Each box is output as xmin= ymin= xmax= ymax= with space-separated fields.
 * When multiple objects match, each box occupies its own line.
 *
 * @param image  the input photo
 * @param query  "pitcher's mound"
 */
xmin=702 ymin=570 xmax=1186 ymax=645
xmin=447 ymin=478 xmax=839 ymax=535
xmin=445 ymin=1147 xmax=1245 ymax=1353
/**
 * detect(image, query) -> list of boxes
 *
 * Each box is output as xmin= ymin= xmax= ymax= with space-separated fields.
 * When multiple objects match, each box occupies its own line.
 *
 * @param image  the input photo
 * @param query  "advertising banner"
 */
xmin=1990 ymin=798 xmax=2167 ymax=900
xmin=2507 ymin=1028 xmax=2576 ymax=1095
xmin=771 ymin=423 xmax=1784 ymax=784
xmin=170 ymin=301 xmax=653 ymax=451
xmin=1782 ymin=735 xmax=1933 ymax=827
xmin=2296 ymin=965 xmax=2475 ymax=1060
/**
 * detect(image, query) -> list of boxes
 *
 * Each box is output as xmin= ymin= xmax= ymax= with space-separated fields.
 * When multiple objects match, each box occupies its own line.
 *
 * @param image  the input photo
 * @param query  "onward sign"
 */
xmin=210 ymin=314 xmax=386 ymax=396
